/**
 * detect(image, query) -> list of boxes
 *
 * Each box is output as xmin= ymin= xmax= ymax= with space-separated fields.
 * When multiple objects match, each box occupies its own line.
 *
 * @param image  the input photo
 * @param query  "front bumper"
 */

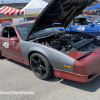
xmin=54 ymin=47 xmax=100 ymax=82
xmin=54 ymin=67 xmax=100 ymax=82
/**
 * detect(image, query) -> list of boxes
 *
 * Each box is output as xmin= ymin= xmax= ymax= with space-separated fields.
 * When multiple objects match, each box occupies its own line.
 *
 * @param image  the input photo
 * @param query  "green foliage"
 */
xmin=0 ymin=14 xmax=39 ymax=20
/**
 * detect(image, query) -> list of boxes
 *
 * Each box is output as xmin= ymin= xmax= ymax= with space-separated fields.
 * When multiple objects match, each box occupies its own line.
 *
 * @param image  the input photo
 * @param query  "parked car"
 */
xmin=1 ymin=0 xmax=100 ymax=82
xmin=1 ymin=21 xmax=12 ymax=27
xmin=57 ymin=15 xmax=100 ymax=36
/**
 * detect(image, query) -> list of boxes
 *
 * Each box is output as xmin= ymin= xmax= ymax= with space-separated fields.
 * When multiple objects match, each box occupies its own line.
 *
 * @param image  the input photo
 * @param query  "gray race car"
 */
xmin=1 ymin=0 xmax=100 ymax=82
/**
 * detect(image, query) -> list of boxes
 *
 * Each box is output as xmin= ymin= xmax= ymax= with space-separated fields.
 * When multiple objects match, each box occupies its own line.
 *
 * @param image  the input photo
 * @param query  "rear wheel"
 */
xmin=0 ymin=52 xmax=2 ymax=59
xmin=30 ymin=53 xmax=53 ymax=80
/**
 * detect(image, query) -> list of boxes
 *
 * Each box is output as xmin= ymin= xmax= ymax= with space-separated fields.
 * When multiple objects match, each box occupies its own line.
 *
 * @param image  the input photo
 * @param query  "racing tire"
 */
xmin=30 ymin=53 xmax=53 ymax=80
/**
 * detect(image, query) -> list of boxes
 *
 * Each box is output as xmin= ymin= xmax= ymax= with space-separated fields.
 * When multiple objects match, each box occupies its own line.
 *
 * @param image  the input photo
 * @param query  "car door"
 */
xmin=0 ymin=27 xmax=10 ymax=55
xmin=88 ymin=23 xmax=99 ymax=36
xmin=70 ymin=18 xmax=98 ymax=36
xmin=0 ymin=26 xmax=23 ymax=63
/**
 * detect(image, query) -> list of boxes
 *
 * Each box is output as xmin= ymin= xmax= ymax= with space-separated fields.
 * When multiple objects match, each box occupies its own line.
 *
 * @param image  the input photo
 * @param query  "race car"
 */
xmin=69 ymin=15 xmax=100 ymax=36
xmin=56 ymin=15 xmax=100 ymax=36
xmin=0 ymin=0 xmax=100 ymax=82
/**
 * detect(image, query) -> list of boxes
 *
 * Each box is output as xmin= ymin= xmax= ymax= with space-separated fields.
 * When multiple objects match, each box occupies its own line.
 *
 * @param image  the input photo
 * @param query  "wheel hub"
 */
xmin=37 ymin=65 xmax=42 ymax=71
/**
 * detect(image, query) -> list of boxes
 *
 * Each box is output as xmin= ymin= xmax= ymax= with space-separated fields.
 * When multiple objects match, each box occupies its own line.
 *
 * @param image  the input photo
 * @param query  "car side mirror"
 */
xmin=10 ymin=37 xmax=18 ymax=42
xmin=89 ymin=23 xmax=95 ymax=26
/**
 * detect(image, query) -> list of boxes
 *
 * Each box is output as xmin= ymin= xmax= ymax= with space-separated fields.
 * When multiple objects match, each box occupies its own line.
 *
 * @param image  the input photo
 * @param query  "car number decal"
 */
xmin=77 ymin=27 xmax=85 ymax=31
xmin=3 ymin=42 xmax=9 ymax=48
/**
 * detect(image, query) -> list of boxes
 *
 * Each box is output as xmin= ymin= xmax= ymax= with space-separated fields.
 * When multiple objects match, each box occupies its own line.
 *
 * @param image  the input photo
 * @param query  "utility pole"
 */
xmin=2 ymin=0 xmax=3 ymax=4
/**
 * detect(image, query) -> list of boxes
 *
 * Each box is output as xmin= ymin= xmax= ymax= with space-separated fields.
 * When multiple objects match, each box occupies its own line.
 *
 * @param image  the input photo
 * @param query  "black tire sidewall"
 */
xmin=30 ymin=53 xmax=53 ymax=80
xmin=0 ymin=52 xmax=2 ymax=59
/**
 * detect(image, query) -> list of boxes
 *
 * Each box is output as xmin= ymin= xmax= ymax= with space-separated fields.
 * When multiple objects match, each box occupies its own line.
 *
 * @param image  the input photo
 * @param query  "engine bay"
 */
xmin=33 ymin=31 xmax=100 ymax=54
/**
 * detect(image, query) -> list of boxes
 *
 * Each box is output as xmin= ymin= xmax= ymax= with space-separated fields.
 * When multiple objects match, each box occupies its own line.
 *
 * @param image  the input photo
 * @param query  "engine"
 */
xmin=50 ymin=34 xmax=84 ymax=52
xmin=33 ymin=31 xmax=100 ymax=54
xmin=35 ymin=33 xmax=86 ymax=52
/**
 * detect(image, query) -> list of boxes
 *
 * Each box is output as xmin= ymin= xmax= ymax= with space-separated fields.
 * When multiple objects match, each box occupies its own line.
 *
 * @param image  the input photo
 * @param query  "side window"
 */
xmin=2 ymin=27 xmax=17 ymax=38
xmin=80 ymin=18 xmax=88 ymax=25
xmin=72 ymin=18 xmax=89 ymax=25
xmin=72 ymin=18 xmax=80 ymax=25
xmin=9 ymin=27 xmax=17 ymax=38
xmin=2 ymin=28 xmax=9 ymax=38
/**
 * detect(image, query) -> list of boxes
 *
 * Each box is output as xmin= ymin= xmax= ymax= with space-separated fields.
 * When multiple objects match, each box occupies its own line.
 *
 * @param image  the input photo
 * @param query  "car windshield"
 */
xmin=88 ymin=16 xmax=100 ymax=24
xmin=16 ymin=23 xmax=33 ymax=40
xmin=16 ymin=23 xmax=60 ymax=40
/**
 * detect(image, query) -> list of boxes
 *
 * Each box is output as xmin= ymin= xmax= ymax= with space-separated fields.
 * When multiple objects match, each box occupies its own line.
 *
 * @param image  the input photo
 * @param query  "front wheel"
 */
xmin=30 ymin=53 xmax=53 ymax=80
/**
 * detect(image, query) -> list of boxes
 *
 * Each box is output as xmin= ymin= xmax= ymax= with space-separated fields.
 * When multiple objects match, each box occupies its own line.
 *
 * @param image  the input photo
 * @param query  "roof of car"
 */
xmin=75 ymin=15 xmax=99 ymax=19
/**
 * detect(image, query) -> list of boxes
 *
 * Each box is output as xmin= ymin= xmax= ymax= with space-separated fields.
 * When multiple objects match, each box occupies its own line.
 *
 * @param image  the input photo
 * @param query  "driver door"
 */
xmin=0 ymin=27 xmax=23 ymax=62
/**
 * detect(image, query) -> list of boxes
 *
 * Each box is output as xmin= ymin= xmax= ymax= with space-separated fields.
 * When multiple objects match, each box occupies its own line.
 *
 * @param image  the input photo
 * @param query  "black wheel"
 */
xmin=0 ymin=52 xmax=2 ymax=59
xmin=30 ymin=53 xmax=53 ymax=80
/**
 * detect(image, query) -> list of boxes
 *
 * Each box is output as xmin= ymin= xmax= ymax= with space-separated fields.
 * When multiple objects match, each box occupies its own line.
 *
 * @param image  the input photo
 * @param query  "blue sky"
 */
xmin=0 ymin=0 xmax=49 ymax=4
xmin=0 ymin=0 xmax=31 ymax=4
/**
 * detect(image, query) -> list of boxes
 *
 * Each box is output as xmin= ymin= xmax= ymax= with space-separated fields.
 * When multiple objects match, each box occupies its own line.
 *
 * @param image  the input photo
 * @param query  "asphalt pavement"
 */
xmin=0 ymin=58 xmax=100 ymax=100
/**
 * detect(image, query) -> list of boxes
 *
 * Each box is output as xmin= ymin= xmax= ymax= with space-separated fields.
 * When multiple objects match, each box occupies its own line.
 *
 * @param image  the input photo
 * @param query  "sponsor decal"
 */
xmin=77 ymin=27 xmax=85 ymax=31
xmin=3 ymin=42 xmax=9 ymax=48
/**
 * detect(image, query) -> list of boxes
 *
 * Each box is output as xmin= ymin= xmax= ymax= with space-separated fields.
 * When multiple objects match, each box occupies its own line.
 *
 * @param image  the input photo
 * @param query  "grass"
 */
xmin=0 ymin=14 xmax=39 ymax=20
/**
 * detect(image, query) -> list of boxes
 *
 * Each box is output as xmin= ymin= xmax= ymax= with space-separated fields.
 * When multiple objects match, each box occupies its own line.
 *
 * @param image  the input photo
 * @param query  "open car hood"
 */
xmin=27 ymin=0 xmax=95 ymax=39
